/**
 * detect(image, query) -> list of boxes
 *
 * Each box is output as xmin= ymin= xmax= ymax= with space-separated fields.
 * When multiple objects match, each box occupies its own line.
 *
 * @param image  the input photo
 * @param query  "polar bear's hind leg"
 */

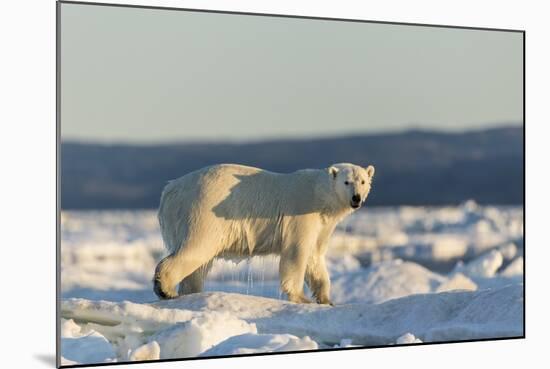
xmin=178 ymin=261 xmax=213 ymax=295
xmin=153 ymin=241 xmax=218 ymax=299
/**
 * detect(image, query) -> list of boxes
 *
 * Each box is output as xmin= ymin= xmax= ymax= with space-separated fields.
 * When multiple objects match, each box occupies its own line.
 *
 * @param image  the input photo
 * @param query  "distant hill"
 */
xmin=61 ymin=126 xmax=523 ymax=209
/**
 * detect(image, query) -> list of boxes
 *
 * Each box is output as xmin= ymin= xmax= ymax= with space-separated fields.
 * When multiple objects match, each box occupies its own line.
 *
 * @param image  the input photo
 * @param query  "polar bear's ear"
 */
xmin=328 ymin=166 xmax=339 ymax=179
xmin=365 ymin=165 xmax=375 ymax=178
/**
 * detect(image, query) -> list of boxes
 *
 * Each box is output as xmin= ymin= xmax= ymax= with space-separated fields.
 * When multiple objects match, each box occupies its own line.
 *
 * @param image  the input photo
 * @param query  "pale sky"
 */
xmin=60 ymin=3 xmax=523 ymax=143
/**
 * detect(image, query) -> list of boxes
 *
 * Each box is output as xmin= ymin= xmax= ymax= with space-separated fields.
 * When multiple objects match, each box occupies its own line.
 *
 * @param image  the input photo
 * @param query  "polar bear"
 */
xmin=153 ymin=163 xmax=375 ymax=304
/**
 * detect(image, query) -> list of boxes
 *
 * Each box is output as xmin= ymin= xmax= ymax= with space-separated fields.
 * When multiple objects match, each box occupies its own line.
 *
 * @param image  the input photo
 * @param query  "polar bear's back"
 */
xmin=165 ymin=163 xmax=276 ymax=202
xmin=159 ymin=164 xmax=328 ymax=252
xmin=158 ymin=164 xmax=291 ymax=253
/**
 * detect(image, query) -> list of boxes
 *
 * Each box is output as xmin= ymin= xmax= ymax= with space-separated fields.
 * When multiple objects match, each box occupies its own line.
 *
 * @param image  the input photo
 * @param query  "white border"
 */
xmin=2 ymin=1 xmax=549 ymax=368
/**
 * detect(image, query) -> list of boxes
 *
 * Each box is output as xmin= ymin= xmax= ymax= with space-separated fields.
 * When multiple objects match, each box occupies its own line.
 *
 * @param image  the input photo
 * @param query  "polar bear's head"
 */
xmin=328 ymin=163 xmax=375 ymax=210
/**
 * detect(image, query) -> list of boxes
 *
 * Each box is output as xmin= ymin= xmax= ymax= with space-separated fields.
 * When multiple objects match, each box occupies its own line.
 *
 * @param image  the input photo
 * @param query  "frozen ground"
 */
xmin=60 ymin=201 xmax=524 ymax=365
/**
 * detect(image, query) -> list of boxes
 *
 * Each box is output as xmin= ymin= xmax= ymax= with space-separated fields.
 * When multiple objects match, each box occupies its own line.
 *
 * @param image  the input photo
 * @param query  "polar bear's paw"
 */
xmin=316 ymin=296 xmax=334 ymax=306
xmin=153 ymin=265 xmax=178 ymax=300
xmin=153 ymin=256 xmax=180 ymax=299
xmin=288 ymin=293 xmax=313 ymax=304
xmin=153 ymin=277 xmax=177 ymax=299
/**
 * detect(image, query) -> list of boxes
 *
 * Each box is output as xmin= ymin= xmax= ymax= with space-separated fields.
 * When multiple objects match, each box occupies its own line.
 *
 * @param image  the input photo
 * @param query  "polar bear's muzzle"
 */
xmin=350 ymin=194 xmax=362 ymax=209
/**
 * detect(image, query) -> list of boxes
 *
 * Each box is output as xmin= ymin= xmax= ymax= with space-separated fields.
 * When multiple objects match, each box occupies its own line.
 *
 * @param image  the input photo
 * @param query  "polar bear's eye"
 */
xmin=361 ymin=180 xmax=365 ymax=185
xmin=344 ymin=181 xmax=349 ymax=185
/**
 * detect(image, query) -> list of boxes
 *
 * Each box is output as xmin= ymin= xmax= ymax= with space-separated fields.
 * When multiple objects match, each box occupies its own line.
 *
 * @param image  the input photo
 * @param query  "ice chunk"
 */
xmin=501 ymin=257 xmax=524 ymax=277
xmin=60 ymin=356 xmax=79 ymax=366
xmin=330 ymin=260 xmax=446 ymax=304
xmin=436 ymin=273 xmax=477 ymax=293
xmin=458 ymin=249 xmax=504 ymax=278
xmin=129 ymin=341 xmax=160 ymax=361
xmin=396 ymin=333 xmax=422 ymax=344
xmin=326 ymin=254 xmax=361 ymax=275
xmin=201 ymin=333 xmax=318 ymax=356
xmin=61 ymin=331 xmax=116 ymax=364
xmin=60 ymin=317 xmax=117 ymax=364
xmin=498 ymin=243 xmax=518 ymax=261
xmin=152 ymin=312 xmax=258 ymax=358
xmin=61 ymin=318 xmax=82 ymax=337
xmin=431 ymin=237 xmax=469 ymax=260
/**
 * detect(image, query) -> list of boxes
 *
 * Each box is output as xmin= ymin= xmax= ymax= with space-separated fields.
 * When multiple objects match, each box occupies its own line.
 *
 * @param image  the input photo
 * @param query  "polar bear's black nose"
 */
xmin=351 ymin=194 xmax=361 ymax=203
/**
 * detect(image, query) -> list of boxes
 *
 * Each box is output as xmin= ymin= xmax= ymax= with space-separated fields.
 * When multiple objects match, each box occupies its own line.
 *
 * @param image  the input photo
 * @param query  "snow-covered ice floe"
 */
xmin=60 ymin=202 xmax=523 ymax=364
xmin=61 ymin=285 xmax=523 ymax=363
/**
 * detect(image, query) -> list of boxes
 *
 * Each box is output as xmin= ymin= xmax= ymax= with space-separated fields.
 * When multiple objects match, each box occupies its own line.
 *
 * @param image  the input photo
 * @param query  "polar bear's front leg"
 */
xmin=279 ymin=242 xmax=313 ymax=304
xmin=306 ymin=254 xmax=332 ymax=305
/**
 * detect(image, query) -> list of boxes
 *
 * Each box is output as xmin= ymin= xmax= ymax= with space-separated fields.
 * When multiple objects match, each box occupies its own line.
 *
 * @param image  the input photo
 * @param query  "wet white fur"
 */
xmin=154 ymin=163 xmax=375 ymax=303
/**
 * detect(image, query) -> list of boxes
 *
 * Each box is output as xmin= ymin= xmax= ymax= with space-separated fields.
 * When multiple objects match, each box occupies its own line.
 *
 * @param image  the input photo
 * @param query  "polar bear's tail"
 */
xmin=157 ymin=178 xmax=188 ymax=254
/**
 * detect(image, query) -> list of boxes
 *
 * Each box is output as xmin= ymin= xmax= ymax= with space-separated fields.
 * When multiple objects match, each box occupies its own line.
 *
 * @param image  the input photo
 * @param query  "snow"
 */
xmin=334 ymin=338 xmax=355 ymax=348
xmin=60 ymin=202 xmax=523 ymax=365
xmin=201 ymin=333 xmax=318 ymax=356
xmin=331 ymin=260 xmax=447 ymax=304
xmin=454 ymin=249 xmax=504 ymax=278
xmin=498 ymin=242 xmax=518 ymax=261
xmin=396 ymin=333 xmax=423 ymax=344
xmin=129 ymin=341 xmax=160 ymax=361
xmin=501 ymin=257 xmax=524 ymax=277
xmin=61 ymin=285 xmax=522 ymax=356
xmin=152 ymin=313 xmax=257 ymax=358
xmin=60 ymin=319 xmax=116 ymax=364
xmin=435 ymin=273 xmax=477 ymax=293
